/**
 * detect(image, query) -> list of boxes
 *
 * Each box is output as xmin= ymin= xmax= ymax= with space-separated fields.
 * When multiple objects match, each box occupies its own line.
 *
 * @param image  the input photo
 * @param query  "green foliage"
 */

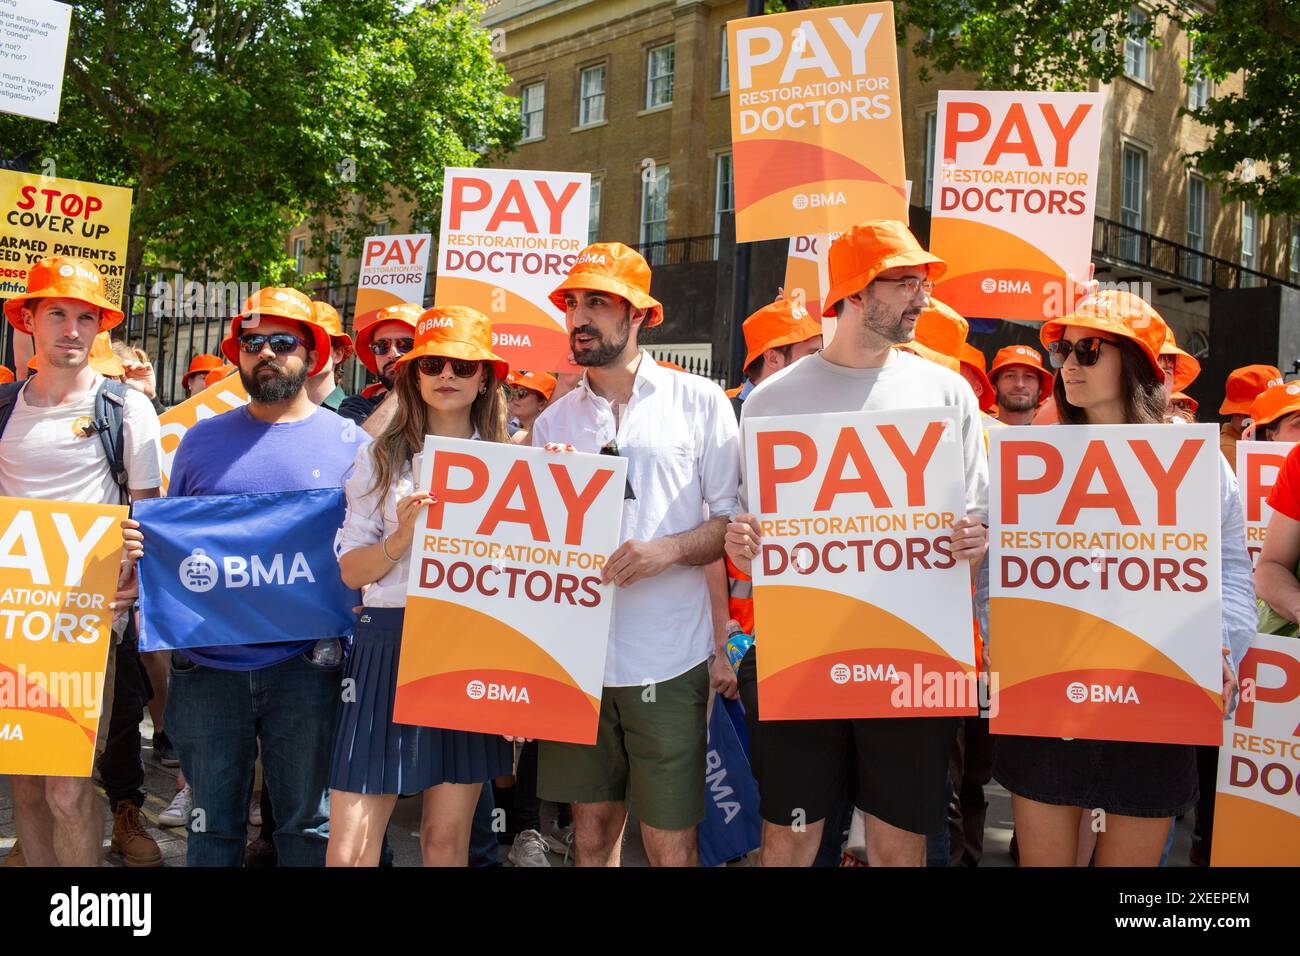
xmin=0 ymin=1 xmax=521 ymax=282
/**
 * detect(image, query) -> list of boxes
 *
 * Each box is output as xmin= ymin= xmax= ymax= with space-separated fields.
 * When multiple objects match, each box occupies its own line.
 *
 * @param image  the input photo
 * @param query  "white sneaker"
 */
xmin=249 ymin=794 xmax=262 ymax=827
xmin=158 ymin=786 xmax=193 ymax=827
xmin=508 ymin=829 xmax=552 ymax=867
xmin=544 ymin=821 xmax=574 ymax=857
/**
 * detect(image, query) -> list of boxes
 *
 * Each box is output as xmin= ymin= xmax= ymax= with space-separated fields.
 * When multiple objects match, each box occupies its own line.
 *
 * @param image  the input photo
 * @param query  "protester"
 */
xmin=1170 ymin=392 xmax=1199 ymax=422
xmin=122 ymin=286 xmax=366 ymax=867
xmin=1158 ymin=332 xmax=1201 ymax=394
xmin=1246 ymin=382 xmax=1300 ymax=443
xmin=994 ymin=290 xmax=1255 ymax=866
xmin=182 ymin=354 xmax=224 ymax=398
xmin=338 ymin=302 xmax=421 ymax=426
xmin=0 ymin=256 xmax=163 ymax=867
xmin=1220 ymin=364 xmax=1283 ymax=461
xmin=506 ymin=370 xmax=556 ymax=446
xmin=723 ymin=220 xmax=990 ymax=867
xmin=204 ymin=364 xmax=236 ymax=389
xmin=327 ymin=305 xmax=514 ymax=867
xmin=531 ymin=241 xmax=740 ymax=867
xmin=958 ymin=343 xmax=997 ymax=414
xmin=307 ymin=301 xmax=355 ymax=413
xmin=989 ymin=346 xmax=1053 ymax=426
xmin=730 ymin=293 xmax=823 ymax=415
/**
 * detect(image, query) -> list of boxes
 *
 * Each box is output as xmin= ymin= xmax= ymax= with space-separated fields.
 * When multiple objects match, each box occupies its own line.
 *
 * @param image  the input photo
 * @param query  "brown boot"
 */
xmin=111 ymin=800 xmax=162 ymax=867
xmin=2 ymin=841 xmax=23 ymax=867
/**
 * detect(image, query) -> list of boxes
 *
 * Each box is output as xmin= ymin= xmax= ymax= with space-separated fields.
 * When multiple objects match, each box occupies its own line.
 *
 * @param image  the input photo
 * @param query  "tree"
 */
xmin=0 ymin=1 xmax=521 ymax=282
xmin=765 ymin=0 xmax=1298 ymax=216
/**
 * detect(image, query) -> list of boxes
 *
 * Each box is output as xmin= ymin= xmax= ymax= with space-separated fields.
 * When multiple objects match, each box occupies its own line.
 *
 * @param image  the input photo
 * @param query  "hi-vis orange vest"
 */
xmin=726 ymin=554 xmax=753 ymax=635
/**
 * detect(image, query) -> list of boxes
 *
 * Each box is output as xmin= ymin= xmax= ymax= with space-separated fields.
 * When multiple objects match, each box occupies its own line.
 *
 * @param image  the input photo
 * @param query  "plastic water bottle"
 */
xmin=310 ymin=638 xmax=342 ymax=667
xmin=722 ymin=620 xmax=754 ymax=673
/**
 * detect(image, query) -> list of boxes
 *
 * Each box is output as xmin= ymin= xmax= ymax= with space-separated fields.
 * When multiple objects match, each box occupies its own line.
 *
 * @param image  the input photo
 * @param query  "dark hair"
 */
xmin=744 ymin=343 xmax=794 ymax=382
xmin=1053 ymin=336 xmax=1169 ymax=425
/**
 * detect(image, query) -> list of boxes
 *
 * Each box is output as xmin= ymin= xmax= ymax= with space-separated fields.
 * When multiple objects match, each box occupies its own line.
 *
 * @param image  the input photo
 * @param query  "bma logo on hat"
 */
xmin=1286 ymin=384 xmax=1300 ymax=396
xmin=418 ymin=315 xmax=453 ymax=335
xmin=179 ymin=549 xmax=219 ymax=593
xmin=1015 ymin=347 xmax=1032 ymax=357
xmin=575 ymin=252 xmax=607 ymax=266
xmin=59 ymin=265 xmax=75 ymax=278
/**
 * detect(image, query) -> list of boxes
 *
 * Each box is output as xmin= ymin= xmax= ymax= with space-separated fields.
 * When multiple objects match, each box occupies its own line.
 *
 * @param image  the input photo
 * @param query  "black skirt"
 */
xmin=994 ymin=732 xmax=1197 ymax=818
xmin=328 ymin=607 xmax=513 ymax=795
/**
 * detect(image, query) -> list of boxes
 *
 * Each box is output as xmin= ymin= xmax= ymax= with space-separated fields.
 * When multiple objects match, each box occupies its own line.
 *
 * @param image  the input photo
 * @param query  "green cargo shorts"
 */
xmin=538 ymin=661 xmax=709 ymax=831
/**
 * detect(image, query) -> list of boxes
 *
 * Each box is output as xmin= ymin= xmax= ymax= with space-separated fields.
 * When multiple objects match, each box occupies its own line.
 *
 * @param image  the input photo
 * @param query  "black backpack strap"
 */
xmin=92 ymin=380 xmax=131 ymax=494
xmin=0 ymin=380 xmax=28 ymax=440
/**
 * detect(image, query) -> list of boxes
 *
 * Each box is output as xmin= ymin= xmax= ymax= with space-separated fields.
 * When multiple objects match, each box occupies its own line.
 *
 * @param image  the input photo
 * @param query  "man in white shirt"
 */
xmin=531 ymin=242 xmax=740 ymax=867
xmin=0 ymin=257 xmax=162 ymax=866
xmin=724 ymin=221 xmax=990 ymax=867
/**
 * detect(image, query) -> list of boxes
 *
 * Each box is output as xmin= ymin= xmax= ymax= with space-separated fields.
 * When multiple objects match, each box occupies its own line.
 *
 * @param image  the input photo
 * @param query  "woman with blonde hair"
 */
xmin=327 ymin=306 xmax=513 ymax=866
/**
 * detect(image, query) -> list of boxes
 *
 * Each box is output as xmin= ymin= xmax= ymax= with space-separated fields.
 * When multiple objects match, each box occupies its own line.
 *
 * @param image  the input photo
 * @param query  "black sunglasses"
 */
xmin=601 ymin=440 xmax=636 ymax=500
xmin=239 ymin=332 xmax=307 ymax=355
xmin=368 ymin=337 xmax=415 ymax=356
xmin=416 ymin=356 xmax=482 ymax=378
xmin=1046 ymin=337 xmax=1116 ymax=369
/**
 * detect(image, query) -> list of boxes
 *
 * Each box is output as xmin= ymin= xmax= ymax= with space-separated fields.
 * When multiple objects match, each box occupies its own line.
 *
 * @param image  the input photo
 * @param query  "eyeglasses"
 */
xmin=600 ymin=440 xmax=636 ymax=500
xmin=368 ymin=337 xmax=415 ymax=356
xmin=239 ymin=332 xmax=307 ymax=355
xmin=505 ymin=385 xmax=535 ymax=401
xmin=873 ymin=276 xmax=934 ymax=295
xmin=416 ymin=356 xmax=481 ymax=378
xmin=1046 ymin=337 xmax=1116 ymax=369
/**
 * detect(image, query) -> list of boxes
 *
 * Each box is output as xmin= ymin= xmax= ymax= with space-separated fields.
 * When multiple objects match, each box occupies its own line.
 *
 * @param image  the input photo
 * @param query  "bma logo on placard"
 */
xmin=179 ymin=547 xmax=316 ymax=592
xmin=465 ymin=678 xmax=530 ymax=703
xmin=1066 ymin=681 xmax=1140 ymax=704
xmin=981 ymin=277 xmax=1031 ymax=294
xmin=829 ymin=662 xmax=899 ymax=684
xmin=792 ymin=192 xmax=846 ymax=211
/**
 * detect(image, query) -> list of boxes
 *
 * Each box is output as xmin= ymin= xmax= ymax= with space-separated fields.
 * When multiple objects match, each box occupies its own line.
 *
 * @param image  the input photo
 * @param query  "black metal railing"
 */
xmin=1093 ymin=215 xmax=1296 ymax=291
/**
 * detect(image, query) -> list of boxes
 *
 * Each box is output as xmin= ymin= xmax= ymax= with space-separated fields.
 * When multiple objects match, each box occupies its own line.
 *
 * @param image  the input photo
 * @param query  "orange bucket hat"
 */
xmin=1170 ymin=392 xmax=1199 ymax=415
xmin=822 ymin=220 xmax=946 ymax=318
xmin=1249 ymin=381 xmax=1300 ymax=429
xmin=549 ymin=242 xmax=664 ymax=326
xmin=182 ymin=354 xmax=224 ymax=386
xmin=896 ymin=340 xmax=959 ymax=373
xmin=742 ymin=293 xmax=822 ymax=371
xmin=914 ymin=298 xmax=968 ymax=358
xmin=959 ymin=343 xmax=997 ymax=412
xmin=990 ymin=345 xmax=1054 ymax=399
xmin=204 ymin=364 xmax=237 ymax=389
xmin=311 ymin=300 xmax=354 ymax=363
xmin=4 ymin=256 xmax=125 ymax=333
xmin=354 ymin=302 xmax=422 ymax=376
xmin=1158 ymin=330 xmax=1201 ymax=392
xmin=1220 ymin=364 xmax=1284 ymax=416
xmin=220 ymin=287 xmax=331 ymax=375
xmin=28 ymin=331 xmax=124 ymax=378
xmin=0 ymin=367 xmax=12 ymax=385
xmin=397 ymin=306 xmax=509 ymax=381
xmin=507 ymin=370 xmax=557 ymax=401
xmin=1040 ymin=290 xmax=1167 ymax=379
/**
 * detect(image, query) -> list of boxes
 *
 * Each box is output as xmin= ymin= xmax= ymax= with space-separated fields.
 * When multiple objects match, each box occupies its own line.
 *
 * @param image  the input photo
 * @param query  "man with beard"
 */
xmin=126 ymin=287 xmax=366 ymax=866
xmin=531 ymin=242 xmax=740 ymax=867
xmin=989 ymin=345 xmax=1053 ymax=426
xmin=337 ymin=302 xmax=421 ymax=426
xmin=723 ymin=220 xmax=990 ymax=867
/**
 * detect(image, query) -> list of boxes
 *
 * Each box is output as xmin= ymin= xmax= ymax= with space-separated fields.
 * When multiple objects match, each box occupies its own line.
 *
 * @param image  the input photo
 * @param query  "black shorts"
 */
xmin=738 ymin=646 xmax=958 ymax=836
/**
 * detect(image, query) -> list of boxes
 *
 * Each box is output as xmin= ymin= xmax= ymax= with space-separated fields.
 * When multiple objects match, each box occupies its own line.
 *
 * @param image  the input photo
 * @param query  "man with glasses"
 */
xmin=338 ymin=302 xmax=421 ymax=427
xmin=531 ymin=242 xmax=740 ymax=867
xmin=724 ymin=220 xmax=990 ymax=867
xmin=121 ymin=287 xmax=367 ymax=866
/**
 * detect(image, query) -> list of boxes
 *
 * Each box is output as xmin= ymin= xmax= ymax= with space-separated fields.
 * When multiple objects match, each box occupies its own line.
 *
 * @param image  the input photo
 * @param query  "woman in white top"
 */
xmin=326 ymin=306 xmax=512 ymax=867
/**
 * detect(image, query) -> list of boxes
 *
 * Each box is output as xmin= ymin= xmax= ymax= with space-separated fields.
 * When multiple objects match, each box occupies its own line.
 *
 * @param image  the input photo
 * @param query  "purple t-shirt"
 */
xmin=168 ymin=405 xmax=368 ymax=670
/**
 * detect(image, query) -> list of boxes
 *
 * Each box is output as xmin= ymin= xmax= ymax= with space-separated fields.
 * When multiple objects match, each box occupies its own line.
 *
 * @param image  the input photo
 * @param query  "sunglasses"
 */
xmin=601 ymin=440 xmax=636 ymax=500
xmin=416 ymin=356 xmax=482 ymax=378
xmin=239 ymin=332 xmax=307 ymax=355
xmin=1046 ymin=337 xmax=1116 ymax=369
xmin=369 ymin=337 xmax=415 ymax=356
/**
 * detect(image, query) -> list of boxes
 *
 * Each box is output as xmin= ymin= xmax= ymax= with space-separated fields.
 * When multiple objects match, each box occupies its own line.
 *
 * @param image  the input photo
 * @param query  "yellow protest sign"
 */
xmin=158 ymin=372 xmax=249 ymax=492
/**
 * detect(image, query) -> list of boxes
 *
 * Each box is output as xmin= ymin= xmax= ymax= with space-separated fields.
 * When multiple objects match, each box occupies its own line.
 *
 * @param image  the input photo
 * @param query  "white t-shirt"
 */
xmin=739 ymin=349 xmax=989 ymax=522
xmin=0 ymin=376 xmax=162 ymax=504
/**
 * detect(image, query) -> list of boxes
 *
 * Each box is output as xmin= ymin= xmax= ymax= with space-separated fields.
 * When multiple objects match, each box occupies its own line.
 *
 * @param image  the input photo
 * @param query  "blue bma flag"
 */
xmin=135 ymin=488 xmax=359 ymax=651
xmin=697 ymin=696 xmax=762 ymax=868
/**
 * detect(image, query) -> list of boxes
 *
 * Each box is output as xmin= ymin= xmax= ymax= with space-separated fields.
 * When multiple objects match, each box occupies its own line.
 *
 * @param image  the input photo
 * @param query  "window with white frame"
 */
xmin=714 ymin=153 xmax=734 ymax=236
xmin=720 ymin=29 xmax=729 ymax=92
xmin=521 ymin=81 xmax=545 ymax=140
xmin=1185 ymin=174 xmax=1206 ymax=282
xmin=587 ymin=177 xmax=602 ymax=245
xmin=1120 ymin=145 xmax=1146 ymax=261
xmin=646 ymin=43 xmax=675 ymax=109
xmin=1124 ymin=8 xmax=1149 ymax=82
xmin=640 ymin=164 xmax=670 ymax=262
xmin=579 ymin=65 xmax=605 ymax=126
xmin=1187 ymin=38 xmax=1210 ymax=110
xmin=924 ymin=111 xmax=937 ymax=209
xmin=1241 ymin=203 xmax=1258 ymax=285
xmin=294 ymin=237 xmax=306 ymax=274
xmin=372 ymin=219 xmax=389 ymax=238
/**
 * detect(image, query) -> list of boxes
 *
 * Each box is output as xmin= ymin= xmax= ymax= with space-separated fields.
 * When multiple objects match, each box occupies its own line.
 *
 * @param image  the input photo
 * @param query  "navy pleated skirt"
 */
xmin=328 ymin=607 xmax=513 ymax=794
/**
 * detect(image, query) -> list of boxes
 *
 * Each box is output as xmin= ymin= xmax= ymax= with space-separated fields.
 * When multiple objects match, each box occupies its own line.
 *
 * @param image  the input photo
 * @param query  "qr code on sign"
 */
xmin=102 ymin=275 xmax=123 ymax=305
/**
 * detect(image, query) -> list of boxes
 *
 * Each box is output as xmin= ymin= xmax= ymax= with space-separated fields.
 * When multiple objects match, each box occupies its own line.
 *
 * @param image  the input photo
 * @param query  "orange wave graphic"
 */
xmin=934 ymin=268 xmax=1070 ymax=323
xmin=931 ymin=218 xmax=1067 ymax=280
xmin=1210 ymin=793 xmax=1300 ymax=866
xmin=0 ymin=663 xmax=96 ymax=741
xmin=734 ymin=139 xmax=900 ymax=209
xmin=434 ymin=276 xmax=571 ymax=372
xmin=354 ymin=288 xmax=414 ymax=331
xmin=0 ymin=709 xmax=97 ymax=776
xmin=738 ymin=179 xmax=909 ymax=242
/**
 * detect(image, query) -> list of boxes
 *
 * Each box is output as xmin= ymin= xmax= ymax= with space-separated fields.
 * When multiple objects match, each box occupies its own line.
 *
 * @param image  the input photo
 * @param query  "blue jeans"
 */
xmin=165 ymin=648 xmax=342 ymax=867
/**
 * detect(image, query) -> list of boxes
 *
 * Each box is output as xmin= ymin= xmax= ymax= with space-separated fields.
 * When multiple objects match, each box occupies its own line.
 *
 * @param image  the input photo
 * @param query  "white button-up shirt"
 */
xmin=532 ymin=352 xmax=740 ymax=686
